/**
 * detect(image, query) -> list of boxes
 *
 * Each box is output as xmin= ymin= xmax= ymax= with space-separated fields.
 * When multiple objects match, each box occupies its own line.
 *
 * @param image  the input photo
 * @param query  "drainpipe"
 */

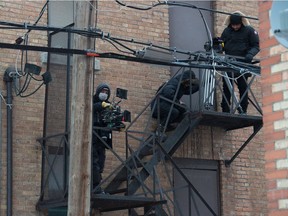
xmin=4 ymin=67 xmax=14 ymax=216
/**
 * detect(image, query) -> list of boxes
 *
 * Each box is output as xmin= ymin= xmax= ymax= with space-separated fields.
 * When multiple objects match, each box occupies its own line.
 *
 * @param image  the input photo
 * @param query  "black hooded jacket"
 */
xmin=221 ymin=24 xmax=260 ymax=58
xmin=93 ymin=83 xmax=111 ymax=114
xmin=151 ymin=70 xmax=199 ymax=112
xmin=93 ymin=83 xmax=112 ymax=147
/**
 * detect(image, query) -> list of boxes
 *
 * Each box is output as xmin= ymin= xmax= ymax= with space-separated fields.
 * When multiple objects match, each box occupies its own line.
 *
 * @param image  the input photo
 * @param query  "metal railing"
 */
xmin=36 ymin=63 xmax=262 ymax=215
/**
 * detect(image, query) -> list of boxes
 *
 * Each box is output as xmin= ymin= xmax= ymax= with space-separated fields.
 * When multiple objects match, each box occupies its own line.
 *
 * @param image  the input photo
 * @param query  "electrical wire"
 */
xmin=16 ymin=37 xmax=31 ymax=96
xmin=0 ymin=2 xmax=260 ymax=81
xmin=112 ymin=0 xmax=260 ymax=75
xmin=114 ymin=0 xmax=218 ymax=75
xmin=114 ymin=0 xmax=258 ymax=21
xmin=14 ymin=50 xmax=24 ymax=77
xmin=115 ymin=0 xmax=164 ymax=11
xmin=87 ymin=0 xmax=123 ymax=13
xmin=0 ymin=21 xmax=228 ymax=63
xmin=11 ymin=0 xmax=49 ymax=97
xmin=19 ymin=0 xmax=49 ymax=39
xmin=0 ymin=89 xmax=12 ymax=109
xmin=19 ymin=82 xmax=45 ymax=98
xmin=104 ymin=38 xmax=136 ymax=55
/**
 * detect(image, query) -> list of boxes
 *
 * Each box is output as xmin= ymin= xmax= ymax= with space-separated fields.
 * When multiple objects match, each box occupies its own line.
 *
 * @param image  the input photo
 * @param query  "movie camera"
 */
xmin=102 ymin=88 xmax=131 ymax=131
xmin=204 ymin=37 xmax=224 ymax=53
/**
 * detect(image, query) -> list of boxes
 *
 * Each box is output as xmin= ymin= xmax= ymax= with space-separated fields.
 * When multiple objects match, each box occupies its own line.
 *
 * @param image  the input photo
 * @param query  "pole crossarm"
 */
xmin=0 ymin=41 xmax=260 ymax=75
xmin=0 ymin=19 xmax=260 ymax=75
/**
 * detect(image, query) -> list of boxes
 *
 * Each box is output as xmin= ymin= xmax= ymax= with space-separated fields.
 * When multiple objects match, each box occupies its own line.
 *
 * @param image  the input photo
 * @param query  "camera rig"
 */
xmin=204 ymin=37 xmax=224 ymax=53
xmin=102 ymin=88 xmax=131 ymax=131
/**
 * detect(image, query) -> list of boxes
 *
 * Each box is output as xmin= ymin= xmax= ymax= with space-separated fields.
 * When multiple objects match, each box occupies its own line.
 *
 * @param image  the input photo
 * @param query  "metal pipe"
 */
xmin=64 ymin=31 xmax=72 ymax=193
xmin=225 ymin=123 xmax=263 ymax=167
xmin=4 ymin=67 xmax=14 ymax=216
xmin=39 ymin=34 xmax=52 ymax=202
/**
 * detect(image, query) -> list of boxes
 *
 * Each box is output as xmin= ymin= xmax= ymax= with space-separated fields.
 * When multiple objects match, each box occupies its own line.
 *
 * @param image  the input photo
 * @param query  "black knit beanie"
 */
xmin=230 ymin=13 xmax=242 ymax=25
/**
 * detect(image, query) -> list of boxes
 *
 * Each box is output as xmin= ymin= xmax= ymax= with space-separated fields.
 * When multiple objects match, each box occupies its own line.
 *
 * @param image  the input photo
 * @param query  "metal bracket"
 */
xmin=224 ymin=122 xmax=263 ymax=167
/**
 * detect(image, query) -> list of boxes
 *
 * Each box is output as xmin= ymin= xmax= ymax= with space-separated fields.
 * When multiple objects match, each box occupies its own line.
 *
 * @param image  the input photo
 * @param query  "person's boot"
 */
xmin=166 ymin=123 xmax=177 ymax=131
xmin=93 ymin=172 xmax=102 ymax=193
xmin=237 ymin=106 xmax=247 ymax=115
xmin=95 ymin=186 xmax=107 ymax=194
xmin=155 ymin=124 xmax=167 ymax=141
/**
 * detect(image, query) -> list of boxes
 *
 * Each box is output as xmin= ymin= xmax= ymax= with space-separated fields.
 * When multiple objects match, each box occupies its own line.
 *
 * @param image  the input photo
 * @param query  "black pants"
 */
xmin=92 ymin=144 xmax=106 ymax=187
xmin=221 ymin=74 xmax=249 ymax=113
xmin=152 ymin=101 xmax=186 ymax=124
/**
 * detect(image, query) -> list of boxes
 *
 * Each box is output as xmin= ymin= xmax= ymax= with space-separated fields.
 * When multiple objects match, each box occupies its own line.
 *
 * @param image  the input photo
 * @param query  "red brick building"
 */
xmin=259 ymin=1 xmax=288 ymax=216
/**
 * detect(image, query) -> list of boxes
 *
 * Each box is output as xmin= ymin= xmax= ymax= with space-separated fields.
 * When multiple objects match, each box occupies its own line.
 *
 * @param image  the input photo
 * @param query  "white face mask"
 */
xmin=99 ymin=92 xmax=108 ymax=101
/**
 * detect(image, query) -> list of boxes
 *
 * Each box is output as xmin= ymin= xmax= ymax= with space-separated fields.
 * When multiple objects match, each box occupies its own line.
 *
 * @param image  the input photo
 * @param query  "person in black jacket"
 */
xmin=92 ymin=83 xmax=113 ymax=194
xmin=151 ymin=70 xmax=199 ymax=131
xmin=220 ymin=11 xmax=260 ymax=114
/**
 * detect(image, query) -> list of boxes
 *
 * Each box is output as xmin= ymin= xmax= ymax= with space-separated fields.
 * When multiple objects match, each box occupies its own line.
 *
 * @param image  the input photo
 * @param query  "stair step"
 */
xmin=111 ymin=160 xmax=148 ymax=182
xmin=106 ymin=188 xmax=127 ymax=195
xmin=91 ymin=195 xmax=167 ymax=212
xmin=105 ymin=115 xmax=201 ymax=198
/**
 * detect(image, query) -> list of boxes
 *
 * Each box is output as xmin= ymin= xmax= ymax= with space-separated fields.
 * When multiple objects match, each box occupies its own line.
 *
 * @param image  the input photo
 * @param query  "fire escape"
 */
xmin=35 ymin=31 xmax=262 ymax=215
xmin=0 ymin=5 xmax=263 ymax=215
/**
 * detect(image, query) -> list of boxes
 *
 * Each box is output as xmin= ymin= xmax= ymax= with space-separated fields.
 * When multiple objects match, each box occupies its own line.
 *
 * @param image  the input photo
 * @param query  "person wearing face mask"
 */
xmin=92 ymin=83 xmax=112 ymax=194
xmin=220 ymin=11 xmax=260 ymax=114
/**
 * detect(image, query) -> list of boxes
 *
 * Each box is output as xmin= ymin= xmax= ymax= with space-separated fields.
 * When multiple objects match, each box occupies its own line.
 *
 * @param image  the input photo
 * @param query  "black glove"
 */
xmin=212 ymin=37 xmax=224 ymax=53
xmin=245 ymin=53 xmax=253 ymax=63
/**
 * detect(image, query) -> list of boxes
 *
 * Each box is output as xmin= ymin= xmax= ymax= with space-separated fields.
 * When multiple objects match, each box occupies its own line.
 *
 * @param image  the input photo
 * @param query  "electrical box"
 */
xmin=94 ymin=58 xmax=101 ymax=72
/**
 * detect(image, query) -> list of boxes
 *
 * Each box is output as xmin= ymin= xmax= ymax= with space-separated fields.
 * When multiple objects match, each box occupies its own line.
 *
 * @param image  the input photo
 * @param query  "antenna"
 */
xmin=270 ymin=0 xmax=288 ymax=48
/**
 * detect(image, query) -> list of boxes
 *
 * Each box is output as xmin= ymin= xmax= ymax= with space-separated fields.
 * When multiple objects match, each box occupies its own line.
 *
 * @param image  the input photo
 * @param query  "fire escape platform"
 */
xmin=91 ymin=194 xmax=167 ymax=212
xmin=36 ymin=195 xmax=166 ymax=213
xmin=197 ymin=110 xmax=263 ymax=131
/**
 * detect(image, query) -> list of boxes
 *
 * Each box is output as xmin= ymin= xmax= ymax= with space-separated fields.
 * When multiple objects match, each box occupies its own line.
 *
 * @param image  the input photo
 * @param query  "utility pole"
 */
xmin=67 ymin=1 xmax=96 ymax=215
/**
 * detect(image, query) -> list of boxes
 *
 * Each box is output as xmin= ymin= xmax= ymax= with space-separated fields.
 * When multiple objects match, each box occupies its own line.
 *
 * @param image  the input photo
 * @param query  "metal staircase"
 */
xmin=36 ymin=68 xmax=263 ymax=216
xmin=90 ymin=67 xmax=263 ymax=215
xmin=88 ymin=112 xmax=202 ymax=215
xmin=104 ymin=114 xmax=202 ymax=195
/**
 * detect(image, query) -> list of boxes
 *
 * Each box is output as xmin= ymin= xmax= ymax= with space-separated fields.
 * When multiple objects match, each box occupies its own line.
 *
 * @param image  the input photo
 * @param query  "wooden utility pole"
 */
xmin=67 ymin=1 xmax=96 ymax=215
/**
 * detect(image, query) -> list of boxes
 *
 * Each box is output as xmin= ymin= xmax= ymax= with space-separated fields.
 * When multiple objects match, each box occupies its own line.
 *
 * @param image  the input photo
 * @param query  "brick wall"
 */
xmin=0 ymin=1 xmax=47 ymax=215
xmin=214 ymin=2 xmax=266 ymax=215
xmin=90 ymin=2 xmax=171 ymax=215
xmin=0 ymin=1 xmax=269 ymax=216
xmin=259 ymin=1 xmax=288 ymax=216
xmin=94 ymin=1 xmax=170 ymax=191
xmin=175 ymin=1 xmax=266 ymax=216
